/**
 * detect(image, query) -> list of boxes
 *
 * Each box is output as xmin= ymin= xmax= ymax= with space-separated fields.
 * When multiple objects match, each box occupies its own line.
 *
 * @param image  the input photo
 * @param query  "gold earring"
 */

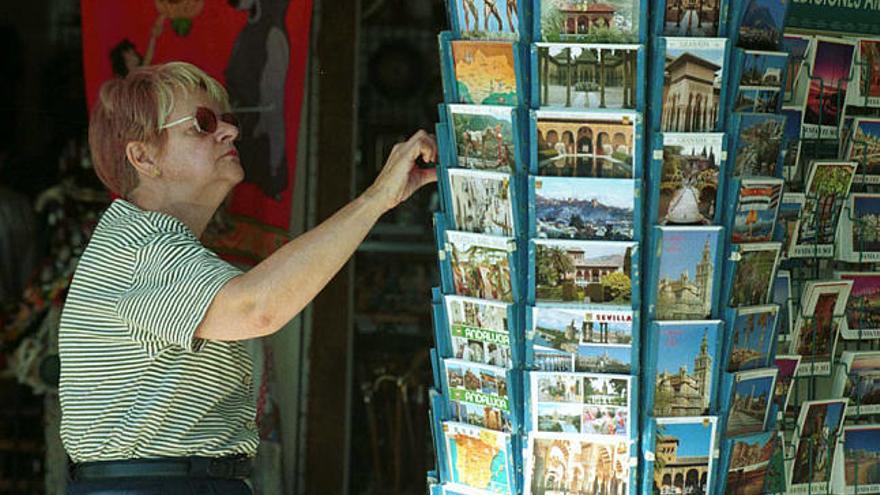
xmin=152 ymin=168 xmax=162 ymax=178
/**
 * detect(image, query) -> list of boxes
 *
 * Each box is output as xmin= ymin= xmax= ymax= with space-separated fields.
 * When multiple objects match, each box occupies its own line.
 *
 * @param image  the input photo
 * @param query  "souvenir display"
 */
xmin=435 ymin=295 xmax=517 ymax=368
xmin=440 ymin=358 xmax=517 ymax=432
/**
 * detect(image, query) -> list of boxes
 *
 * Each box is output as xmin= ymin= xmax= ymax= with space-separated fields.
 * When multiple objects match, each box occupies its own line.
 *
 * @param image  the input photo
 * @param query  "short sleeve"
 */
xmin=114 ymin=231 xmax=243 ymax=352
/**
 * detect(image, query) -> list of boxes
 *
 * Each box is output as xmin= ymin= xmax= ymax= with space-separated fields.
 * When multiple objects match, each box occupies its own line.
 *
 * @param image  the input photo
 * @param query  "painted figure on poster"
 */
xmin=226 ymin=0 xmax=291 ymax=199
xmin=462 ymin=0 xmax=479 ymax=32
xmin=506 ymin=0 xmax=518 ymax=31
xmin=483 ymin=0 xmax=504 ymax=31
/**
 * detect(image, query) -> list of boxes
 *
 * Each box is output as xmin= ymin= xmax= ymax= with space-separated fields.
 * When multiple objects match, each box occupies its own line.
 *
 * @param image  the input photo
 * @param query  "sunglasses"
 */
xmin=160 ymin=106 xmax=240 ymax=135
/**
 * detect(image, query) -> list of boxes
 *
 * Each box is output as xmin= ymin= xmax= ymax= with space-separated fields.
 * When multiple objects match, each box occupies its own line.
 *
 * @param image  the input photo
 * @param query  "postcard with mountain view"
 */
xmin=654 ymin=227 xmax=721 ymax=321
xmin=534 ymin=177 xmax=635 ymax=241
xmin=735 ymin=0 xmax=788 ymax=51
xmin=658 ymin=133 xmax=723 ymax=225
xmin=451 ymin=40 xmax=518 ymax=105
xmin=531 ymin=306 xmax=634 ymax=374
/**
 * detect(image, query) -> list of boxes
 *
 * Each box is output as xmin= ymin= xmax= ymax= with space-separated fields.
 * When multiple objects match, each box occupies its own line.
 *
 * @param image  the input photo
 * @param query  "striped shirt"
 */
xmin=59 ymin=199 xmax=259 ymax=463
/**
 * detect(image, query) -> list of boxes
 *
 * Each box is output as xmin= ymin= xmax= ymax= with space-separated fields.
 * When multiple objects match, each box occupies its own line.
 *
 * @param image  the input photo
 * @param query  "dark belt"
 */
xmin=73 ymin=456 xmax=253 ymax=480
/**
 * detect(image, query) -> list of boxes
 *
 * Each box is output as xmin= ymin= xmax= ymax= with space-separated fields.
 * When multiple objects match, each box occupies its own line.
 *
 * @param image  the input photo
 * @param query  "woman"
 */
xmin=59 ymin=62 xmax=436 ymax=494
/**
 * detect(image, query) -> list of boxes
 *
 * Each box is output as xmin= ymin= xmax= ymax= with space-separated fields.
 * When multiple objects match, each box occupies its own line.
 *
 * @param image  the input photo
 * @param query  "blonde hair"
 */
xmin=88 ymin=62 xmax=230 ymax=197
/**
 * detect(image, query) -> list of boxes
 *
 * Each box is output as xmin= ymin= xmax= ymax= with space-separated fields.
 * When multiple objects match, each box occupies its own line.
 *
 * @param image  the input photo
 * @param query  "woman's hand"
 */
xmin=364 ymin=130 xmax=438 ymax=212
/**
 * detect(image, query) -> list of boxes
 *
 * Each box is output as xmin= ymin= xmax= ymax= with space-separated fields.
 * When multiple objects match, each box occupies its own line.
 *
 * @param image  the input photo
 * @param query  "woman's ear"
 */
xmin=125 ymin=141 xmax=161 ymax=178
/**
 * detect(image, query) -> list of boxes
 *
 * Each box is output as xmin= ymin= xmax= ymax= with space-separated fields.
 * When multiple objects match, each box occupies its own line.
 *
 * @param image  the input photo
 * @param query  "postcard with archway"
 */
xmin=645 ymin=320 xmax=722 ymax=417
xmin=447 ymin=104 xmax=518 ymax=172
xmin=790 ymin=279 xmax=853 ymax=377
xmin=722 ymin=430 xmax=777 ymax=495
xmin=651 ymin=416 xmax=718 ymax=495
xmin=528 ymin=305 xmax=635 ymax=374
xmin=533 ymin=109 xmax=639 ymax=178
xmin=533 ymin=43 xmax=642 ymax=110
xmin=530 ymin=176 xmax=636 ymax=241
xmin=656 ymin=0 xmax=726 ymax=37
xmin=442 ymin=295 xmax=513 ymax=369
xmin=531 ymin=239 xmax=638 ymax=307
xmin=654 ymin=133 xmax=724 ymax=226
xmin=445 ymin=230 xmax=516 ymax=303
xmin=527 ymin=371 xmax=632 ymax=437
xmin=525 ymin=432 xmax=631 ymax=495
xmin=441 ymin=358 xmax=514 ymax=433
xmin=789 ymin=399 xmax=847 ymax=495
xmin=843 ymin=425 xmax=880 ymax=495
xmin=650 ymin=226 xmax=722 ymax=321
xmin=831 ymin=351 xmax=880 ymax=417
xmin=450 ymin=40 xmax=520 ymax=105
xmin=721 ymin=367 xmax=777 ymax=438
xmin=538 ymin=0 xmax=641 ymax=43
xmin=657 ymin=37 xmax=727 ymax=134
xmin=442 ymin=421 xmax=514 ymax=494
xmin=723 ymin=304 xmax=779 ymax=373
xmin=834 ymin=271 xmax=880 ymax=340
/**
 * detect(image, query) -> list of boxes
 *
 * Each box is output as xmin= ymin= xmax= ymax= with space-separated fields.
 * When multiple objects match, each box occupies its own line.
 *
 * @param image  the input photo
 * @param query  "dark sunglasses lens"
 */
xmin=220 ymin=112 xmax=240 ymax=130
xmin=194 ymin=107 xmax=218 ymax=134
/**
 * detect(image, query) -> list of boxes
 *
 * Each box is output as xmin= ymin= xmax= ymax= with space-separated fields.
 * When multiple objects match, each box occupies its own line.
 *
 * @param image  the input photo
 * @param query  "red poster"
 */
xmin=81 ymin=0 xmax=312 ymax=265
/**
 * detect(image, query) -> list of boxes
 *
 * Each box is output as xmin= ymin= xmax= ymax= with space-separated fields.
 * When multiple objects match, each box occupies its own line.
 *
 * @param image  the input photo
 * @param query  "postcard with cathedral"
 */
xmin=448 ymin=104 xmax=517 ymax=172
xmin=834 ymin=272 xmax=880 ymax=340
xmin=730 ymin=178 xmax=783 ymax=244
xmin=728 ymin=242 xmax=780 ymax=309
xmin=525 ymin=433 xmax=631 ymax=495
xmin=528 ymin=371 xmax=631 ymax=437
xmin=831 ymin=351 xmax=880 ymax=417
xmin=790 ymin=399 xmax=847 ymax=495
xmin=446 ymin=231 xmax=515 ymax=303
xmin=534 ymin=43 xmax=640 ymax=110
xmin=790 ymin=280 xmax=853 ymax=377
xmin=444 ymin=295 xmax=512 ymax=369
xmin=657 ymin=133 xmax=724 ymax=226
xmin=448 ymin=169 xmax=515 ymax=237
xmin=723 ymin=430 xmax=777 ymax=495
xmin=649 ymin=320 xmax=722 ymax=417
xmin=451 ymin=0 xmax=520 ymax=40
xmin=652 ymin=417 xmax=718 ymax=495
xmin=538 ymin=0 xmax=641 ymax=43
xmin=534 ymin=109 xmax=638 ymax=179
xmin=652 ymin=226 xmax=721 ymax=321
xmin=532 ymin=177 xmax=636 ymax=241
xmin=773 ymin=355 xmax=801 ymax=416
xmin=843 ymin=425 xmax=880 ymax=495
xmin=723 ymin=368 xmax=777 ymax=438
xmin=442 ymin=421 xmax=514 ymax=494
xmin=443 ymin=358 xmax=513 ymax=432
xmin=532 ymin=239 xmax=637 ymax=307
xmin=530 ymin=306 xmax=634 ymax=374
xmin=725 ymin=304 xmax=779 ymax=373
xmin=451 ymin=40 xmax=519 ymax=106
xmin=660 ymin=37 xmax=727 ymax=133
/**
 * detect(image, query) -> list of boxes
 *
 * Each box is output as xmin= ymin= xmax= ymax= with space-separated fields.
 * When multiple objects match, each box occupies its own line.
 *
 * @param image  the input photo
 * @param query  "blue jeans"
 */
xmin=67 ymin=478 xmax=252 ymax=495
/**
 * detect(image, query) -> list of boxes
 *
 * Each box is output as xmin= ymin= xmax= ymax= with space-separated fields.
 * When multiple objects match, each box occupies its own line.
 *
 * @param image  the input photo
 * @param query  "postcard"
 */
xmin=443 ymin=421 xmax=513 ymax=494
xmin=445 ymin=295 xmax=512 ymax=368
xmin=531 ymin=371 xmax=631 ymax=437
xmin=533 ymin=239 xmax=636 ymax=306
xmin=790 ymin=280 xmax=854 ymax=377
xmin=782 ymin=34 xmax=813 ymax=106
xmin=526 ymin=433 xmax=631 ymax=495
xmin=839 ymin=194 xmax=880 ymax=263
xmin=833 ymin=351 xmax=880 ymax=417
xmin=735 ymin=87 xmax=781 ymax=114
xmin=772 ymin=270 xmax=793 ymax=341
xmin=851 ymin=39 xmax=880 ymax=108
xmin=726 ymin=305 xmax=779 ymax=373
xmin=732 ymin=113 xmax=786 ymax=177
xmin=661 ymin=38 xmax=727 ymax=133
xmin=652 ymin=417 xmax=718 ymax=495
xmin=729 ymin=243 xmax=780 ymax=309
xmin=762 ymin=431 xmax=788 ymax=494
xmin=449 ymin=169 xmax=515 ymax=236
xmin=652 ymin=321 xmax=721 ymax=417
xmin=535 ymin=43 xmax=639 ymax=110
xmin=449 ymin=104 xmax=516 ymax=172
xmin=781 ymin=106 xmax=804 ymax=182
xmin=534 ymin=177 xmax=635 ymax=241
xmin=445 ymin=359 xmax=512 ymax=432
xmin=661 ymin=0 xmax=723 ymax=36
xmin=843 ymin=425 xmax=880 ymax=494
xmin=447 ymin=231 xmax=515 ymax=303
xmin=539 ymin=0 xmax=640 ymax=43
xmin=773 ymin=355 xmax=801 ymax=415
xmin=802 ymin=37 xmax=857 ymax=140
xmin=658 ymin=133 xmax=724 ymax=225
xmin=654 ymin=227 xmax=721 ymax=321
xmin=791 ymin=161 xmax=857 ymax=258
xmin=535 ymin=109 xmax=637 ymax=178
xmin=725 ymin=430 xmax=777 ymax=495
xmin=725 ymin=368 xmax=777 ymax=438
xmin=776 ymin=194 xmax=805 ymax=260
xmin=451 ymin=40 xmax=518 ymax=106
xmin=835 ymin=272 xmax=880 ymax=340
xmin=731 ymin=178 xmax=783 ymax=244
xmin=736 ymin=0 xmax=787 ymax=51
xmin=454 ymin=0 xmax=519 ymax=40
xmin=847 ymin=118 xmax=880 ymax=184
xmin=531 ymin=305 xmax=634 ymax=373
xmin=790 ymin=399 xmax=847 ymax=495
